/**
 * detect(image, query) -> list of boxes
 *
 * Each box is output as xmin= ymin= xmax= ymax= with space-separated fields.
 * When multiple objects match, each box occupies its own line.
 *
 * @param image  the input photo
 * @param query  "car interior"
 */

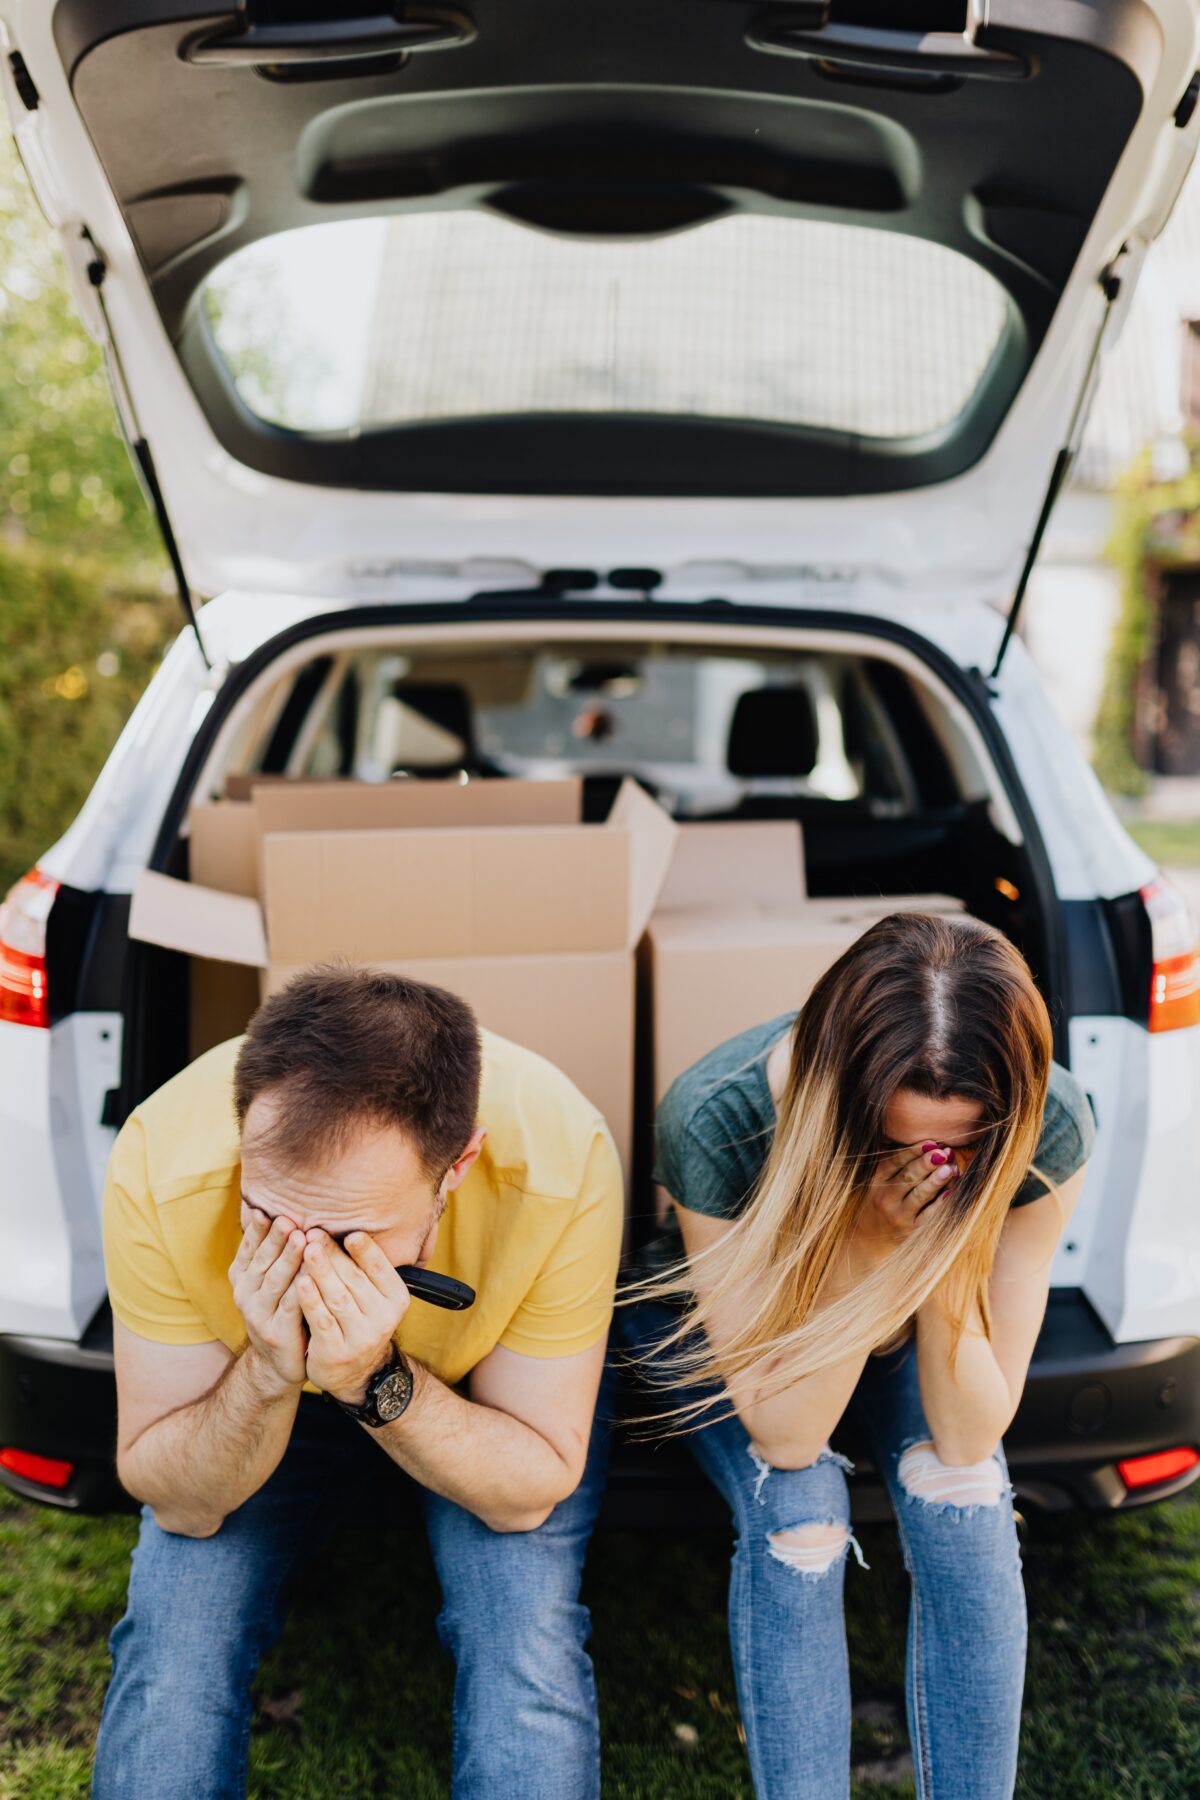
xmin=124 ymin=628 xmax=1052 ymax=1153
xmin=215 ymin=635 xmax=1038 ymax=935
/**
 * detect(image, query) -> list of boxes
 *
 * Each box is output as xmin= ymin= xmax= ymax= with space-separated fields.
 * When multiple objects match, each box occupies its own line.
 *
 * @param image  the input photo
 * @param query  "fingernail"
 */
xmin=935 ymin=1165 xmax=952 ymax=1181
xmin=921 ymin=1142 xmax=936 ymax=1153
xmin=929 ymin=1151 xmax=948 ymax=1166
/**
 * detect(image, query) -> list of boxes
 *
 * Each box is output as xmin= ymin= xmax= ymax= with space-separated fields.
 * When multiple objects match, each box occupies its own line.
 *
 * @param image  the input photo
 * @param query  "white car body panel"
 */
xmin=0 ymin=1013 xmax=117 ymax=1337
xmin=989 ymin=637 xmax=1158 ymax=901
xmin=1072 ymin=1015 xmax=1200 ymax=1340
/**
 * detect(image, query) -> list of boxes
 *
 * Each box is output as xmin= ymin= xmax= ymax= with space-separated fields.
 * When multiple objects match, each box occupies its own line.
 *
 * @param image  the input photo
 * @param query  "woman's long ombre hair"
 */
xmin=625 ymin=911 xmax=1054 ymax=1427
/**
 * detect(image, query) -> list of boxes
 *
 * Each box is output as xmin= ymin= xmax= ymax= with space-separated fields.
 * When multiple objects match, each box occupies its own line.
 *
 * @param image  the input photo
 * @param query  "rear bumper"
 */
xmin=1 ymin=1292 xmax=1197 ymax=1521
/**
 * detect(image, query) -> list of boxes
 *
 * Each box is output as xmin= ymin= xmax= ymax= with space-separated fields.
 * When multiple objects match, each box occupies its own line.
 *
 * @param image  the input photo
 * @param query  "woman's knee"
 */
xmin=897 ymin=1440 xmax=1007 ymax=1513
xmin=727 ymin=1442 xmax=867 ymax=1581
xmin=894 ymin=1439 xmax=1023 ymax=1605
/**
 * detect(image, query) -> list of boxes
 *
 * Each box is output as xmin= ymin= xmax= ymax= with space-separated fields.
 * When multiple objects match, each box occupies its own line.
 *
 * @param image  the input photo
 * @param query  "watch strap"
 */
xmin=326 ymin=1347 xmax=411 ymax=1428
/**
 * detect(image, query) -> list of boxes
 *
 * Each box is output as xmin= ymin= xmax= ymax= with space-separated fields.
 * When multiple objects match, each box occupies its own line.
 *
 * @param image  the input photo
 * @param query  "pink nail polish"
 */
xmin=921 ymin=1142 xmax=936 ymax=1153
xmin=929 ymin=1151 xmax=947 ymax=1166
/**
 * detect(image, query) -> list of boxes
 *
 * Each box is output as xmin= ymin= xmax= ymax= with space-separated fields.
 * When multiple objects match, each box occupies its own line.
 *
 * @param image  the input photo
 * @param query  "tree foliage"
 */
xmin=0 ymin=144 xmax=166 ymax=569
xmin=1094 ymin=439 xmax=1200 ymax=796
xmin=0 ymin=135 xmax=173 ymax=889
xmin=0 ymin=541 xmax=173 ymax=890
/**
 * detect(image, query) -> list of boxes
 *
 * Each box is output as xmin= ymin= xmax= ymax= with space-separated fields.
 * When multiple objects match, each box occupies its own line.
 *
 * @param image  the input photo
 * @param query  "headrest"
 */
xmin=727 ymin=685 xmax=818 ymax=778
xmin=393 ymin=682 xmax=474 ymax=753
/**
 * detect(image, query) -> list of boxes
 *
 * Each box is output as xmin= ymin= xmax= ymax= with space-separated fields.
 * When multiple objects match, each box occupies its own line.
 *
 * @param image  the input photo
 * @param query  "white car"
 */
xmin=1 ymin=0 xmax=1199 ymax=1520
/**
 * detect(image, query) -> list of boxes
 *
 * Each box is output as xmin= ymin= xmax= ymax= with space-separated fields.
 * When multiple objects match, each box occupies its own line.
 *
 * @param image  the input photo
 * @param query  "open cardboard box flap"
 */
xmin=131 ymin=870 xmax=267 ymax=967
xmin=250 ymin=777 xmax=582 ymax=836
xmin=140 ymin=778 xmax=677 ymax=967
xmin=263 ymin=778 xmax=677 ymax=962
xmin=188 ymin=777 xmax=584 ymax=902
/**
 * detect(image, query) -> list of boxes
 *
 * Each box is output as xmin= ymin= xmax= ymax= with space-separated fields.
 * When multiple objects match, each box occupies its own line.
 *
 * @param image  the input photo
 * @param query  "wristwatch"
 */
xmin=327 ymin=1347 xmax=415 ymax=1428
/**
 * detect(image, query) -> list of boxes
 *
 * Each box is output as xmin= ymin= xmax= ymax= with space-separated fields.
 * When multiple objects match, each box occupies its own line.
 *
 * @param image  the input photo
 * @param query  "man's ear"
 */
xmin=444 ymin=1127 xmax=487 ymax=1193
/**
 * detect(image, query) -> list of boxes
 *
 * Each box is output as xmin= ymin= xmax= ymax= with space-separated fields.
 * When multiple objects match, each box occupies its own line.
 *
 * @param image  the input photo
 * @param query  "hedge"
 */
xmin=0 ymin=539 xmax=174 ymax=895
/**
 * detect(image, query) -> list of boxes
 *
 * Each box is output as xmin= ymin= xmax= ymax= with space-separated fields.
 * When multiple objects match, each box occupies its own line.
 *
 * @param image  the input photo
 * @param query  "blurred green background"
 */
xmin=0 ymin=136 xmax=172 ymax=896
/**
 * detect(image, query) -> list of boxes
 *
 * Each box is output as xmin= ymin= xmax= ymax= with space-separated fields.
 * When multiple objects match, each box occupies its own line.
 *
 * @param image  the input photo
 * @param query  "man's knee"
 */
xmin=898 ymin=1440 xmax=1005 ymax=1512
xmin=438 ymin=1586 xmax=591 ymax=1678
xmin=117 ymin=1511 xmax=285 ymax=1680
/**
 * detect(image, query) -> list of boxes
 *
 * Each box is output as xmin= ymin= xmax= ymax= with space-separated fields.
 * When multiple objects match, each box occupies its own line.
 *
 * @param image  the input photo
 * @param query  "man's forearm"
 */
xmin=915 ymin=1295 xmax=1013 ymax=1465
xmin=119 ymin=1345 xmax=302 ymax=1536
xmin=366 ymin=1363 xmax=578 ymax=1532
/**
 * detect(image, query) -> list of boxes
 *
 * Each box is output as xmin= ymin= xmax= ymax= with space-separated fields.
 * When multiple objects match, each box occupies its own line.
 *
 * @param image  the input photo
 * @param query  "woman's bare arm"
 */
xmin=915 ymin=1166 xmax=1086 ymax=1465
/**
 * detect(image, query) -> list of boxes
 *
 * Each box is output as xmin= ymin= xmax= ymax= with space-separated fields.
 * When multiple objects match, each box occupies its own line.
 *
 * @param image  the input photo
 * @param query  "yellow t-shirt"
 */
xmin=102 ymin=1030 xmax=624 ymax=1388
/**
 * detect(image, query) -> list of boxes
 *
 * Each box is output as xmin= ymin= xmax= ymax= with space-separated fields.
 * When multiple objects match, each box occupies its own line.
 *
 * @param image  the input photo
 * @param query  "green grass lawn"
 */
xmin=1125 ymin=820 xmax=1200 ymax=868
xmin=1 ymin=1481 xmax=1197 ymax=1800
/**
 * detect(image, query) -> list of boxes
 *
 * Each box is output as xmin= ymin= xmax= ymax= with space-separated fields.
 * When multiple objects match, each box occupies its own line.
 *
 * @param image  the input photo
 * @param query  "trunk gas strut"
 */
xmin=80 ymin=231 xmax=212 ymax=671
xmin=990 ymin=259 xmax=1126 ymax=681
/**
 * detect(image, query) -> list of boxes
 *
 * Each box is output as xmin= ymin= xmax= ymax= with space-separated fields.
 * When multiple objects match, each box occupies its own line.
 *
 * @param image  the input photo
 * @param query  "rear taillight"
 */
xmin=0 ymin=1446 xmax=74 ymax=1489
xmin=0 ymin=867 xmax=59 ymax=1028
xmin=1116 ymin=1446 xmax=1199 ymax=1490
xmin=1141 ymin=876 xmax=1200 ymax=1033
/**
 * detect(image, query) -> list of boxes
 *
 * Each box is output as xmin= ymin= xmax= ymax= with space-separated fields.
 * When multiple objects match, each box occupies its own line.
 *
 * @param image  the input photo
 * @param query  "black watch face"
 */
xmin=374 ymin=1363 xmax=413 ymax=1423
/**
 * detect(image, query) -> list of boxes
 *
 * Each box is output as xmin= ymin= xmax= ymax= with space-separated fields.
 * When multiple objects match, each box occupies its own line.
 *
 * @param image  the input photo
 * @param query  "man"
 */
xmin=91 ymin=964 xmax=624 ymax=1800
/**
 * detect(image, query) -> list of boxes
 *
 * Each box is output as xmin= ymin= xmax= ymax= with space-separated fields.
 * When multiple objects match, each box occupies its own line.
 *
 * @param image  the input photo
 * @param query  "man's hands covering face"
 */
xmin=231 ymin=1209 xmax=412 ymax=1406
xmin=296 ymin=1230 xmax=412 ymax=1407
xmin=229 ymin=1205 xmax=309 ymax=1392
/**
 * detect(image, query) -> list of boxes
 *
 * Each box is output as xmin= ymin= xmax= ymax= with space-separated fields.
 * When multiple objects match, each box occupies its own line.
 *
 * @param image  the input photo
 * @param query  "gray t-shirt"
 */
xmin=639 ymin=1013 xmax=1096 ymax=1279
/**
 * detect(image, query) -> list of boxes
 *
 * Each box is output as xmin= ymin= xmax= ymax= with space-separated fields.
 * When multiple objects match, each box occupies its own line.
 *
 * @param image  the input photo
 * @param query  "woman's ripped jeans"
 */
xmin=615 ymin=1303 xmax=1026 ymax=1800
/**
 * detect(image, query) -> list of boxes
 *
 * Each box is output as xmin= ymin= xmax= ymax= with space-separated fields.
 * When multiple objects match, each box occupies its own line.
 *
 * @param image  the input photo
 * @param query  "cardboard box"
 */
xmin=655 ymin=820 xmax=805 ymax=911
xmin=643 ymin=817 xmax=961 ymax=1105
xmin=184 ymin=780 xmax=587 ymax=1059
xmin=134 ymin=779 xmax=678 ymax=1181
xmin=191 ymin=778 xmax=583 ymax=895
xmin=187 ymin=802 xmax=262 ymax=1060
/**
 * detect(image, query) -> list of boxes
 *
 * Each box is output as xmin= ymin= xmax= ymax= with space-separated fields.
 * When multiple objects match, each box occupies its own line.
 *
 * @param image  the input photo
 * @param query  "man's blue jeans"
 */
xmin=91 ymin=1373 xmax=613 ymax=1800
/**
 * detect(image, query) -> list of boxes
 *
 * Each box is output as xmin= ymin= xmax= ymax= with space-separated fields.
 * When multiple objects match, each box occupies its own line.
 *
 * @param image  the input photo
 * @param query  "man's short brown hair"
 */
xmin=233 ymin=965 xmax=482 ymax=1181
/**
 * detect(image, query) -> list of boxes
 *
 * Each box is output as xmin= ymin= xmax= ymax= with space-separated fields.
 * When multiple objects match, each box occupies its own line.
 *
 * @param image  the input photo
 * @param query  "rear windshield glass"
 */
xmin=202 ymin=213 xmax=1009 ymax=441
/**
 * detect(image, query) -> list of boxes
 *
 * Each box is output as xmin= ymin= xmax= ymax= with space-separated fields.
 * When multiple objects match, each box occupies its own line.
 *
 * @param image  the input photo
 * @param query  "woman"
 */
xmin=619 ymin=910 xmax=1094 ymax=1800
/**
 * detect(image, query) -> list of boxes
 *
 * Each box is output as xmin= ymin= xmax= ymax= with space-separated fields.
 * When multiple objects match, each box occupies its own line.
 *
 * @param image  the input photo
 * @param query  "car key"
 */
xmin=395 ymin=1266 xmax=476 ymax=1310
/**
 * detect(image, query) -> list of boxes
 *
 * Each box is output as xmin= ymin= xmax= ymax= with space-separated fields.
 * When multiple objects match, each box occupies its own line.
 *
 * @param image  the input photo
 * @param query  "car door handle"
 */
xmin=181 ymin=10 xmax=474 ymax=68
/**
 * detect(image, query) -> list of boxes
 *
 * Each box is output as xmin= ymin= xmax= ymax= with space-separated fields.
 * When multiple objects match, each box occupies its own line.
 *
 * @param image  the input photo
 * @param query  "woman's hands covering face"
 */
xmin=865 ymin=1141 xmax=962 ymax=1241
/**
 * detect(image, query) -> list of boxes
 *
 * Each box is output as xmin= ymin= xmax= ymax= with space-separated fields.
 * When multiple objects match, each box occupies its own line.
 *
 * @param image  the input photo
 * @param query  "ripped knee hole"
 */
xmin=898 ymin=1440 xmax=1003 ymax=1507
xmin=766 ymin=1523 xmax=849 ymax=1575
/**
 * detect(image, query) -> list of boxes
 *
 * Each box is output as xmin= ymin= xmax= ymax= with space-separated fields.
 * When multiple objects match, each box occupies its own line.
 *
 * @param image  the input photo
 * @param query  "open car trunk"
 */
xmin=122 ymin=606 xmax=1063 ymax=1229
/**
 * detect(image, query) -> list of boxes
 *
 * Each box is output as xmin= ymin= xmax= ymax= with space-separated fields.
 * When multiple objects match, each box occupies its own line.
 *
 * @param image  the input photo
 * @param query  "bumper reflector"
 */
xmin=0 ymin=1446 xmax=74 ymax=1489
xmin=1116 ymin=1446 xmax=1199 ymax=1490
